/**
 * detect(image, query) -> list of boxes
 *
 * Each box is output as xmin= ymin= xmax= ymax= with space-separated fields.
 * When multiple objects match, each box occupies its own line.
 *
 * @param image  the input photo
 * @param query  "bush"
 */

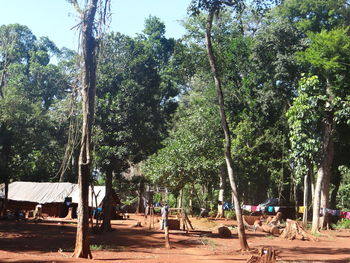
xmin=208 ymin=210 xmax=217 ymax=217
xmin=225 ymin=210 xmax=236 ymax=220
xmin=335 ymin=219 xmax=350 ymax=229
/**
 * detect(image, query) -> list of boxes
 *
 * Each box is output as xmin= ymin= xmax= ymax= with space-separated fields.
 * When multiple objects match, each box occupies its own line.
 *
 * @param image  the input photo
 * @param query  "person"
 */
xmin=160 ymin=202 xmax=169 ymax=230
xmin=144 ymin=202 xmax=150 ymax=220
xmin=34 ymin=204 xmax=43 ymax=220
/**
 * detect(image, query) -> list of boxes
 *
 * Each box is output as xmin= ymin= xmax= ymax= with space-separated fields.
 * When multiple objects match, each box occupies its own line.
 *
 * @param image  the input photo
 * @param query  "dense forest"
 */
xmin=1 ymin=0 xmax=350 ymax=233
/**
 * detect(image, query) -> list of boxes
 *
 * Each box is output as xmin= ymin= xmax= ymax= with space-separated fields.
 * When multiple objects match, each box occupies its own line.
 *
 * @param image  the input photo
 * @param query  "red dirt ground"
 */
xmin=0 ymin=214 xmax=349 ymax=263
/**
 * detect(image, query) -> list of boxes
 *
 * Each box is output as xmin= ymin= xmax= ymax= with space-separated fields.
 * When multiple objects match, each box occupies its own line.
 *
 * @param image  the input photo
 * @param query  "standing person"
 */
xmin=160 ymin=202 xmax=169 ymax=230
xmin=161 ymin=202 xmax=170 ymax=248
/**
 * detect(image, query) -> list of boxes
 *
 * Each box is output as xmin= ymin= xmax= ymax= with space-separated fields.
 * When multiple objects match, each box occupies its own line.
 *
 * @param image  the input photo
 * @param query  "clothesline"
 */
xmin=241 ymin=204 xmax=350 ymax=219
xmin=241 ymin=205 xmax=293 ymax=213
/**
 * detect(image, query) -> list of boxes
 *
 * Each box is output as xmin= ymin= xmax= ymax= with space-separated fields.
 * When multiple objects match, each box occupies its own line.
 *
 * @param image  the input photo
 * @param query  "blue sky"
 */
xmin=1 ymin=0 xmax=191 ymax=50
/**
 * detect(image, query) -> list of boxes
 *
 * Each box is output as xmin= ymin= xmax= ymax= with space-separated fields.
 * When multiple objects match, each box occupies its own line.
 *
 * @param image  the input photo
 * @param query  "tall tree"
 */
xmin=68 ymin=0 xmax=110 ymax=258
xmin=95 ymin=18 xmax=179 ymax=230
xmin=188 ymin=0 xmax=249 ymax=250
xmin=296 ymin=28 xmax=350 ymax=233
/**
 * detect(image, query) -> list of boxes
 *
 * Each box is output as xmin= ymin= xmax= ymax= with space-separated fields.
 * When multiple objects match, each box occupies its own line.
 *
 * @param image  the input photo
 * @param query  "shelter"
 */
xmin=1 ymin=182 xmax=107 ymax=217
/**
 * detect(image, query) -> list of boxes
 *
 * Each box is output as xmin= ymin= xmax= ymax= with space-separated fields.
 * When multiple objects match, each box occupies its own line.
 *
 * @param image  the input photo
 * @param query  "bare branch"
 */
xmin=67 ymin=0 xmax=82 ymax=13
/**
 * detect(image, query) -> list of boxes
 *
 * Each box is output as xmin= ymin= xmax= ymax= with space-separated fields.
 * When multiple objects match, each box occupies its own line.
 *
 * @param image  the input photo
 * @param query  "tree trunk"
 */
xmin=178 ymin=188 xmax=183 ymax=209
xmin=311 ymin=112 xmax=334 ymax=233
xmin=189 ymin=187 xmax=193 ymax=216
xmin=73 ymin=0 xmax=99 ymax=258
xmin=320 ymin=174 xmax=330 ymax=209
xmin=330 ymin=169 xmax=341 ymax=209
xmin=101 ymin=169 xmax=113 ymax=231
xmin=205 ymin=10 xmax=249 ymax=251
xmin=0 ymin=130 xmax=11 ymax=216
xmin=136 ymin=178 xmax=145 ymax=214
xmin=302 ymin=170 xmax=309 ymax=226
xmin=217 ymin=166 xmax=225 ymax=218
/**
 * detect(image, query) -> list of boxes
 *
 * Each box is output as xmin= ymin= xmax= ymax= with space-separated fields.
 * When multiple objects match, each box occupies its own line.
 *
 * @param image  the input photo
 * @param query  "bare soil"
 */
xmin=0 ymin=214 xmax=349 ymax=263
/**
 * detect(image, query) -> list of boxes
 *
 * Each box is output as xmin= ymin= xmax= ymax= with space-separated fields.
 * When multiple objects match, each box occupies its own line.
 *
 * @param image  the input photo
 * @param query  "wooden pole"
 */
xmin=164 ymin=226 xmax=170 ymax=248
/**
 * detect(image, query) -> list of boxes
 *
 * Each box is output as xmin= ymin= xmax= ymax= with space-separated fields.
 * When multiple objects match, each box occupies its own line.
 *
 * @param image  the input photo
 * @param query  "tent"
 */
xmin=1 ymin=182 xmax=106 ymax=217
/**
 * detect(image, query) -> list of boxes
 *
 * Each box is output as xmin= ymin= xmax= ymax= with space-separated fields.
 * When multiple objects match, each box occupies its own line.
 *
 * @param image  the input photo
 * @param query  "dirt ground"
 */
xmin=0 ymin=214 xmax=349 ymax=263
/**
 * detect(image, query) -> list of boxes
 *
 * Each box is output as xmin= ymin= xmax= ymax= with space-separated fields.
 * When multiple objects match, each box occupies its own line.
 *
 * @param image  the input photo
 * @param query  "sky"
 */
xmin=0 ymin=0 xmax=191 ymax=50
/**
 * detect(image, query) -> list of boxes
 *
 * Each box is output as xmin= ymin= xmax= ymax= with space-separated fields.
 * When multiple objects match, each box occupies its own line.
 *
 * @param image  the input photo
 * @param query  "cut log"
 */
xmin=267 ymin=212 xmax=282 ymax=226
xmin=280 ymin=219 xmax=317 ymax=241
xmin=260 ymin=225 xmax=281 ymax=236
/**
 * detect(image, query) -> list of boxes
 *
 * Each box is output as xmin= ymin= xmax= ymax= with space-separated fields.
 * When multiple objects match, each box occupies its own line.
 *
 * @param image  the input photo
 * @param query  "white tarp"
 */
xmin=0 ymin=184 xmax=4 ymax=198
xmin=70 ymin=185 xmax=105 ymax=207
xmin=3 ymin=181 xmax=105 ymax=206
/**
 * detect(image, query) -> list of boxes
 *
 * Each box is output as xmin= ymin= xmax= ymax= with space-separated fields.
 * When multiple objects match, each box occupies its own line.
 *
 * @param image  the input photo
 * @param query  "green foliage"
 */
xmin=286 ymin=76 xmax=322 ymax=183
xmin=276 ymin=0 xmax=349 ymax=32
xmin=225 ymin=210 xmax=236 ymax=220
xmin=95 ymin=18 xmax=179 ymax=177
xmin=0 ymin=24 xmax=73 ymax=184
xmin=337 ymin=166 xmax=350 ymax=210
xmin=335 ymin=219 xmax=350 ymax=229
xmin=296 ymin=27 xmax=350 ymax=74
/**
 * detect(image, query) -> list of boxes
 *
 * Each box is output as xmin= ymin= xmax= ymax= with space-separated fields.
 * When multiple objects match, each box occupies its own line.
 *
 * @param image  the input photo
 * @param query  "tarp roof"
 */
xmin=1 ymin=182 xmax=105 ymax=206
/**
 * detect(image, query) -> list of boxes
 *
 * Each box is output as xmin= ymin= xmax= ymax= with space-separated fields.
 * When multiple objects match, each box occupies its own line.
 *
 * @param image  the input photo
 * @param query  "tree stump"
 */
xmin=246 ymin=247 xmax=276 ymax=263
xmin=132 ymin=221 xmax=142 ymax=227
xmin=280 ymin=219 xmax=317 ymax=241
xmin=218 ymin=226 xmax=232 ymax=238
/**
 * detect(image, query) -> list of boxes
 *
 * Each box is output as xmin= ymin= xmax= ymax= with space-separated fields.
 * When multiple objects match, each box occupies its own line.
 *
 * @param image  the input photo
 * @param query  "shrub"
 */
xmin=208 ymin=210 xmax=217 ymax=217
xmin=225 ymin=210 xmax=236 ymax=220
xmin=335 ymin=219 xmax=350 ymax=229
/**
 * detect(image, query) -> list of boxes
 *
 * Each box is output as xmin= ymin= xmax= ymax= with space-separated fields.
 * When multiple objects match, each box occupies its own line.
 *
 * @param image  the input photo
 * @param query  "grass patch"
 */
xmin=200 ymin=238 xmax=217 ymax=250
xmin=90 ymin=244 xmax=115 ymax=251
xmin=312 ymin=232 xmax=321 ymax=238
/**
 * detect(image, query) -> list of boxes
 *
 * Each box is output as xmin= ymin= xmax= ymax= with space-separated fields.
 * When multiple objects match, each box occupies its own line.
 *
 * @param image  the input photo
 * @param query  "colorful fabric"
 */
xmin=251 ymin=206 xmax=258 ymax=212
xmin=298 ymin=206 xmax=305 ymax=214
xmin=341 ymin=211 xmax=347 ymax=218
xmin=243 ymin=205 xmax=251 ymax=211
xmin=268 ymin=206 xmax=274 ymax=213
xmin=346 ymin=212 xmax=350 ymax=220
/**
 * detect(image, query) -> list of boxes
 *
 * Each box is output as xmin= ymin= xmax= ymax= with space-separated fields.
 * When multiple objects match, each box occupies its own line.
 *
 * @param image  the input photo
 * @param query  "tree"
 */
xmin=188 ymin=0 xmax=250 ymax=250
xmin=68 ymin=0 xmax=110 ymax=258
xmin=95 ymin=18 xmax=179 ymax=231
xmin=0 ymin=25 xmax=70 ymax=213
xmin=291 ymin=27 xmax=350 ymax=233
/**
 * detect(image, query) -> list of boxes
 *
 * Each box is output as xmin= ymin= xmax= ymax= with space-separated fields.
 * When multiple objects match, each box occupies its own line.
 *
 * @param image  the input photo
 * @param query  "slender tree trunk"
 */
xmin=302 ymin=170 xmax=309 ymax=226
xmin=73 ymin=0 xmax=99 ymax=258
xmin=311 ymin=112 xmax=334 ymax=233
xmin=178 ymin=188 xmax=183 ymax=209
xmin=101 ymin=169 xmax=113 ymax=231
xmin=0 ymin=132 xmax=10 ymax=216
xmin=189 ymin=187 xmax=193 ymax=216
xmin=217 ymin=166 xmax=225 ymax=218
xmin=311 ymin=170 xmax=315 ymax=203
xmin=136 ymin=178 xmax=145 ymax=214
xmin=164 ymin=226 xmax=170 ymax=248
xmin=205 ymin=10 xmax=248 ymax=251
